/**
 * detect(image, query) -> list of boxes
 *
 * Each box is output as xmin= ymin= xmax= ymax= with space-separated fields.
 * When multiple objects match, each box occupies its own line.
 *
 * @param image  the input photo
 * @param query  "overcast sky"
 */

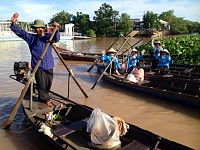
xmin=1 ymin=0 xmax=200 ymax=23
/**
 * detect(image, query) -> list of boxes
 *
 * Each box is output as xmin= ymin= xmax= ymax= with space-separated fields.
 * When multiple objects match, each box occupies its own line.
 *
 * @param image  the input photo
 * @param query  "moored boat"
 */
xmin=57 ymin=47 xmax=101 ymax=62
xmin=96 ymin=64 xmax=200 ymax=108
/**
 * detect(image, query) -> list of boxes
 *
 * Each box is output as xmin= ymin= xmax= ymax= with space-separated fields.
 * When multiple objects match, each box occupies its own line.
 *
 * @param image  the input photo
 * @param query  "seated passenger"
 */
xmin=127 ymin=48 xmax=145 ymax=72
xmin=101 ymin=48 xmax=121 ymax=75
xmin=155 ymin=49 xmax=171 ymax=70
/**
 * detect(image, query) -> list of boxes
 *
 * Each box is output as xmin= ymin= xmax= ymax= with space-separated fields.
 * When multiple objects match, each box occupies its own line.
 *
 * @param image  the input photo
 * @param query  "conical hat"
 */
xmin=107 ymin=48 xmax=117 ymax=53
xmin=131 ymin=48 xmax=138 ymax=52
xmin=154 ymin=40 xmax=161 ymax=45
xmin=161 ymin=49 xmax=169 ymax=54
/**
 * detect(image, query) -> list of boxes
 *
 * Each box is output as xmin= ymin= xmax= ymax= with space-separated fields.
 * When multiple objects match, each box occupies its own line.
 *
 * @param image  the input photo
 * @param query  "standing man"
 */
xmin=10 ymin=13 xmax=60 ymax=107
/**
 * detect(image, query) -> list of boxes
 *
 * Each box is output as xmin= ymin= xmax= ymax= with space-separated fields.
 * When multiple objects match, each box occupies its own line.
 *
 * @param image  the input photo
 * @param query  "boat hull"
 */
xmin=10 ymin=74 xmax=194 ymax=150
xmin=97 ymin=65 xmax=200 ymax=108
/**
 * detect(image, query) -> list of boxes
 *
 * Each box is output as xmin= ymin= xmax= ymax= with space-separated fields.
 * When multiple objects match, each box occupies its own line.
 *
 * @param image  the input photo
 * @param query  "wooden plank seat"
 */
xmin=158 ymin=79 xmax=173 ymax=91
xmin=121 ymin=141 xmax=150 ymax=150
xmin=52 ymin=117 xmax=89 ymax=138
xmin=111 ymin=74 xmax=126 ymax=81
xmin=184 ymin=84 xmax=200 ymax=97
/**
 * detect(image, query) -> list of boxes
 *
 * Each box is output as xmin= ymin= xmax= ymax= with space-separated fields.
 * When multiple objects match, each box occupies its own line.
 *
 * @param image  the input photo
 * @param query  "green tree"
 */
xmin=50 ymin=10 xmax=73 ymax=31
xmin=143 ymin=11 xmax=160 ymax=29
xmin=117 ymin=13 xmax=132 ymax=36
xmin=93 ymin=3 xmax=119 ymax=36
xmin=159 ymin=10 xmax=200 ymax=35
xmin=86 ymin=29 xmax=96 ymax=37
xmin=73 ymin=12 xmax=91 ymax=34
xmin=159 ymin=10 xmax=175 ymax=23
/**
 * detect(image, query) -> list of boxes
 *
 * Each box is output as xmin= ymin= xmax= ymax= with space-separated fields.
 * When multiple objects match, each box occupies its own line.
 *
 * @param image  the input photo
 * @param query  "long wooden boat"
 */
xmin=56 ymin=47 xmax=200 ymax=74
xmin=145 ymin=68 xmax=200 ymax=80
xmin=9 ymin=64 xmax=194 ymax=150
xmin=96 ymin=64 xmax=200 ymax=108
xmin=57 ymin=47 xmax=101 ymax=62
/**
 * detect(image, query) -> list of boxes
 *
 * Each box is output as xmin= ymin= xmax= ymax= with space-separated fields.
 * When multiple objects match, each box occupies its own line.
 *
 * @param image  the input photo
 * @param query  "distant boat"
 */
xmin=60 ymin=34 xmax=74 ymax=40
xmin=73 ymin=35 xmax=92 ymax=40
xmin=73 ymin=32 xmax=92 ymax=40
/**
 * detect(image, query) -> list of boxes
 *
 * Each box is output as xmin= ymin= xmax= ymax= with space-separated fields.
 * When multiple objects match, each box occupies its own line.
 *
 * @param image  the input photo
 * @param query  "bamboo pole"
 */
xmin=52 ymin=44 xmax=88 ymax=98
xmin=87 ymin=35 xmax=123 ymax=72
xmin=91 ymin=37 xmax=130 ymax=89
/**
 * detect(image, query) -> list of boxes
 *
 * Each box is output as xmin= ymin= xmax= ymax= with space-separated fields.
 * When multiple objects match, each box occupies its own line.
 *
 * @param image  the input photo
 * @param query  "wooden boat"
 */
xmin=96 ymin=64 xmax=200 ymax=108
xmin=73 ymin=35 xmax=92 ymax=40
xmin=57 ymin=47 xmax=101 ymax=62
xmin=9 ymin=63 xmax=194 ymax=150
xmin=144 ymin=68 xmax=200 ymax=80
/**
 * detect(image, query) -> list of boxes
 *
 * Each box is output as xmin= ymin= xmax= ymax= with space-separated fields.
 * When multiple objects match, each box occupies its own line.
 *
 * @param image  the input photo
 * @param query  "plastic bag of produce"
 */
xmin=87 ymin=108 xmax=121 ymax=149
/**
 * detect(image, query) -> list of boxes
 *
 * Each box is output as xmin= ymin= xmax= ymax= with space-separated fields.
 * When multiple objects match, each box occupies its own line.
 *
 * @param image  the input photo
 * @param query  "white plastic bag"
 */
xmin=131 ymin=68 xmax=144 ymax=81
xmin=87 ymin=108 xmax=121 ymax=149
xmin=126 ymin=73 xmax=137 ymax=83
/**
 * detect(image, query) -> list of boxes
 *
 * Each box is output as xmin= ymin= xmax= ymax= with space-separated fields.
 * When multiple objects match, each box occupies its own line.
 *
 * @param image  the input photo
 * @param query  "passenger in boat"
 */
xmin=155 ymin=49 xmax=171 ymax=70
xmin=151 ymin=38 xmax=163 ymax=57
xmin=151 ymin=38 xmax=163 ymax=68
xmin=10 ymin=13 xmax=60 ymax=107
xmin=127 ymin=48 xmax=145 ymax=72
xmin=101 ymin=48 xmax=121 ymax=75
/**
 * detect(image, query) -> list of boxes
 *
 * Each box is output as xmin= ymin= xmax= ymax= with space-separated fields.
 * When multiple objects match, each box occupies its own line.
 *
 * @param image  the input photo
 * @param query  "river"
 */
xmin=0 ymin=37 xmax=199 ymax=150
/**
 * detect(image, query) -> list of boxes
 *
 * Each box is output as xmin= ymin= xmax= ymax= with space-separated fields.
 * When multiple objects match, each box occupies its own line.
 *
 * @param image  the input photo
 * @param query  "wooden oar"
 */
xmin=120 ymin=38 xmax=147 ymax=65
xmin=52 ymin=44 xmax=88 ymax=98
xmin=120 ymin=37 xmax=144 ymax=56
xmin=91 ymin=37 xmax=130 ymax=89
xmin=4 ymin=25 xmax=59 ymax=129
xmin=87 ymin=35 xmax=123 ymax=72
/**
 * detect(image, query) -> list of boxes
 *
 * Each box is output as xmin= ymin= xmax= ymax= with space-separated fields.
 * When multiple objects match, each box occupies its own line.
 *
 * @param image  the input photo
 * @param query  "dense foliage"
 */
xmin=49 ymin=10 xmax=73 ymax=32
xmin=73 ymin=12 xmax=91 ymax=34
xmin=136 ymin=35 xmax=200 ymax=65
xmin=143 ymin=11 xmax=161 ymax=29
xmin=117 ymin=13 xmax=133 ymax=36
xmin=143 ymin=10 xmax=200 ymax=35
xmin=86 ymin=29 xmax=96 ymax=37
xmin=48 ymin=3 xmax=140 ymax=37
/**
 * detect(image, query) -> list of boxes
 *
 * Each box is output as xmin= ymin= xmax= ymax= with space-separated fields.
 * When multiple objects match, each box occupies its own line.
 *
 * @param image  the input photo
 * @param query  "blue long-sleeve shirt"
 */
xmin=127 ymin=54 xmax=143 ymax=69
xmin=10 ymin=24 xmax=60 ymax=70
xmin=155 ymin=54 xmax=171 ymax=68
xmin=101 ymin=55 xmax=121 ymax=70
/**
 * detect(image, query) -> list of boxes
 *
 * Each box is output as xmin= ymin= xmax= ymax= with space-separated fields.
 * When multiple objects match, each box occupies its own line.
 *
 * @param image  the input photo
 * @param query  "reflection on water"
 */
xmin=0 ymin=38 xmax=200 ymax=150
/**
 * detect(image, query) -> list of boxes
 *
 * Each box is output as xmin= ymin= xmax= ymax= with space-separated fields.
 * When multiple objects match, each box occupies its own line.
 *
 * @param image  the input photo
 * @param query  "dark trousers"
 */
xmin=152 ymin=59 xmax=159 ymax=69
xmin=35 ymin=69 xmax=53 ymax=102
xmin=106 ymin=62 xmax=116 ymax=74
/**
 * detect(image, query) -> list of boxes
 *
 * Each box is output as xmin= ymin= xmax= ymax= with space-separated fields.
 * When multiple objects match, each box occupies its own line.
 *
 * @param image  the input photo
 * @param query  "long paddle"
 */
xmin=120 ymin=37 xmax=144 ymax=56
xmin=91 ymin=36 xmax=130 ymax=89
xmin=52 ymin=44 xmax=88 ymax=98
xmin=4 ymin=25 xmax=59 ymax=129
xmin=87 ymin=35 xmax=123 ymax=72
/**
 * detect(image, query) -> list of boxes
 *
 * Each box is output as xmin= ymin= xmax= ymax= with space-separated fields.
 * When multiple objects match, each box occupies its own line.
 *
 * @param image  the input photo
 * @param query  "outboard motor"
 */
xmin=14 ymin=62 xmax=30 ymax=81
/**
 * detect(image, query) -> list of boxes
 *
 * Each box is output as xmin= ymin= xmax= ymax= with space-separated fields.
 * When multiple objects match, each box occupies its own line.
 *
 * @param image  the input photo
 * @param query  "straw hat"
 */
xmin=107 ymin=48 xmax=117 ymax=53
xmin=154 ymin=40 xmax=161 ymax=45
xmin=31 ymin=19 xmax=46 ymax=28
xmin=131 ymin=48 xmax=138 ymax=53
xmin=161 ymin=49 xmax=169 ymax=54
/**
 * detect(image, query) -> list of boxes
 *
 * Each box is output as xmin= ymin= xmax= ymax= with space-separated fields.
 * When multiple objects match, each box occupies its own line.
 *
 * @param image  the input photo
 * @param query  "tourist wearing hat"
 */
xmin=151 ymin=38 xmax=163 ymax=57
xmin=10 ymin=13 xmax=60 ymax=107
xmin=101 ymin=48 xmax=121 ymax=75
xmin=127 ymin=48 xmax=145 ymax=72
xmin=155 ymin=49 xmax=171 ymax=70
xmin=151 ymin=38 xmax=164 ymax=68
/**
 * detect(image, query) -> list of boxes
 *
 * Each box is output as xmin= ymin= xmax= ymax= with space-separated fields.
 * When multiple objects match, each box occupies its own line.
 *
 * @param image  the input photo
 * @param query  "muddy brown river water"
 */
xmin=0 ymin=37 xmax=199 ymax=150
